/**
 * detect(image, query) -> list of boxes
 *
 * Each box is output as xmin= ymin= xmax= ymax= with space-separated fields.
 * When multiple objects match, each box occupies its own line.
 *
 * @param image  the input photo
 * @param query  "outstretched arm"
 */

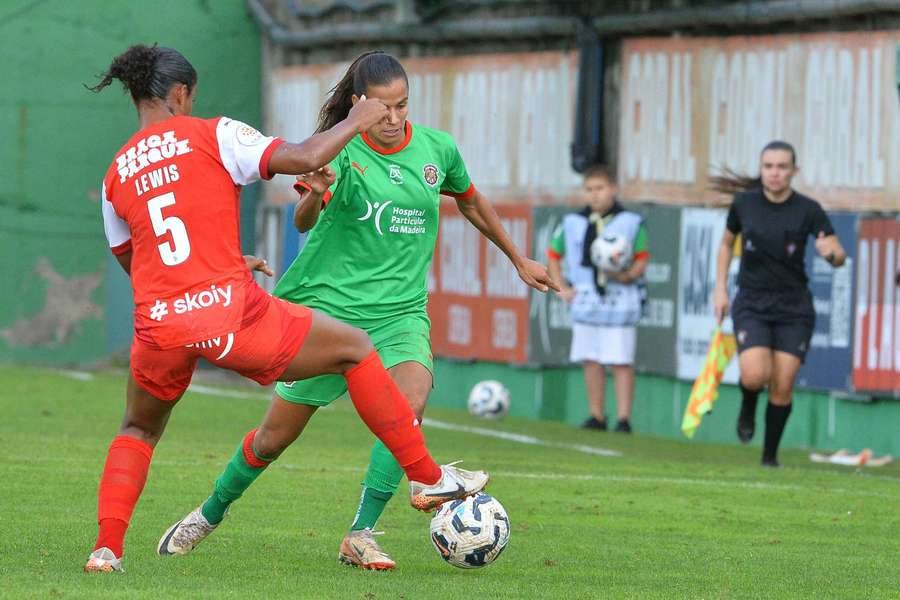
xmin=455 ymin=190 xmax=559 ymax=293
xmin=268 ymin=97 xmax=387 ymax=175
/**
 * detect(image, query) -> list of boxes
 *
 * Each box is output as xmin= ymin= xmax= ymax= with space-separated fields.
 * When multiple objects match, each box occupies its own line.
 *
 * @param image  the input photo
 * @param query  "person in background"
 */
xmin=547 ymin=165 xmax=649 ymax=433
xmin=711 ymin=140 xmax=846 ymax=467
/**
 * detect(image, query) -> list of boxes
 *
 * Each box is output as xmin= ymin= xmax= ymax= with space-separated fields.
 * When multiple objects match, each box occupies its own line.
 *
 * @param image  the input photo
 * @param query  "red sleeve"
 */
xmin=293 ymin=180 xmax=333 ymax=208
xmin=546 ymin=248 xmax=562 ymax=261
xmin=633 ymin=250 xmax=650 ymax=261
xmin=110 ymin=240 xmax=132 ymax=255
xmin=258 ymin=138 xmax=285 ymax=181
xmin=442 ymin=182 xmax=476 ymax=202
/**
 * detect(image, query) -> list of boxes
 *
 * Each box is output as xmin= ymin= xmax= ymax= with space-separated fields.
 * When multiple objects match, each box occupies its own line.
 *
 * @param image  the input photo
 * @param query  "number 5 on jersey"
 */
xmin=148 ymin=192 xmax=191 ymax=266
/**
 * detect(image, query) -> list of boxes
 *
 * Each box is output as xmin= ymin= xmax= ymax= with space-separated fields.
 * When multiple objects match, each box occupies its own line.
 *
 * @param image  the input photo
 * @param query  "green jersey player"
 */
xmin=157 ymin=51 xmax=556 ymax=569
xmin=281 ymin=51 xmax=556 ymax=569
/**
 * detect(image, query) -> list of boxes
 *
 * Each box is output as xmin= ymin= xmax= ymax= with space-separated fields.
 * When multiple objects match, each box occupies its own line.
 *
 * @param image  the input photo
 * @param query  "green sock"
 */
xmin=349 ymin=440 xmax=404 ymax=531
xmin=201 ymin=439 xmax=271 ymax=525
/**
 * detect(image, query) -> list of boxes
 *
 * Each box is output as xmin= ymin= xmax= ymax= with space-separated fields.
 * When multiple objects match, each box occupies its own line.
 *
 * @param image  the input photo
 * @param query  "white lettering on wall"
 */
xmin=448 ymin=304 xmax=472 ymax=345
xmin=709 ymin=50 xmax=786 ymax=175
xmin=486 ymin=218 xmax=528 ymax=299
xmin=803 ymin=48 xmax=884 ymax=188
xmin=439 ymin=217 xmax=481 ymax=296
xmin=492 ymin=308 xmax=517 ymax=349
xmin=623 ymin=51 xmax=695 ymax=183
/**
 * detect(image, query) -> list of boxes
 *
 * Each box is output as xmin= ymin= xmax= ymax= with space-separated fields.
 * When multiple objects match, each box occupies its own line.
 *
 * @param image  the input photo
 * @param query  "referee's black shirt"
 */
xmin=726 ymin=189 xmax=834 ymax=292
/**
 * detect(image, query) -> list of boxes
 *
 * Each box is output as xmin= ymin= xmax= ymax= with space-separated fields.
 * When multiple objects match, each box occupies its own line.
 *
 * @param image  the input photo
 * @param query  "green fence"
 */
xmin=430 ymin=358 xmax=900 ymax=456
xmin=0 ymin=0 xmax=262 ymax=363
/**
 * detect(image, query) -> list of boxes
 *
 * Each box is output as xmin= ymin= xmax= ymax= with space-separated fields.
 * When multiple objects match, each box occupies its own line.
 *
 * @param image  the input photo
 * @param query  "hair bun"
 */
xmin=108 ymin=44 xmax=158 ymax=100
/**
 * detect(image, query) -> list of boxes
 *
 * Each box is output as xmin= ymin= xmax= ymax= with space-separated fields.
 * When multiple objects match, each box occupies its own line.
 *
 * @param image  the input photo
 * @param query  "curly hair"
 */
xmin=89 ymin=44 xmax=196 ymax=102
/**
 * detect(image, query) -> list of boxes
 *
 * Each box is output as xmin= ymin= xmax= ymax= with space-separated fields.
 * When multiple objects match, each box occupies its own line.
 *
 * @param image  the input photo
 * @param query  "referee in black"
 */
xmin=712 ymin=141 xmax=846 ymax=467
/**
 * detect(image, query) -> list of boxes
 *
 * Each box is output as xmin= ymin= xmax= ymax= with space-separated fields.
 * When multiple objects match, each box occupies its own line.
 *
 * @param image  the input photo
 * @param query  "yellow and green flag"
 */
xmin=682 ymin=327 xmax=738 ymax=438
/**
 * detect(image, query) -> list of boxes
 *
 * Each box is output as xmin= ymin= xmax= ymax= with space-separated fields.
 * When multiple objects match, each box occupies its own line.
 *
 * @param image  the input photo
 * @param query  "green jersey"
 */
xmin=274 ymin=122 xmax=474 ymax=325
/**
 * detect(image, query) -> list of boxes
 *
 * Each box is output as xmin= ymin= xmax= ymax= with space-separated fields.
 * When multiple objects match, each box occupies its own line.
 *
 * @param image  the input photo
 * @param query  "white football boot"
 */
xmin=83 ymin=547 xmax=123 ymax=573
xmin=409 ymin=462 xmax=489 ymax=511
xmin=338 ymin=528 xmax=396 ymax=570
xmin=157 ymin=506 xmax=220 ymax=556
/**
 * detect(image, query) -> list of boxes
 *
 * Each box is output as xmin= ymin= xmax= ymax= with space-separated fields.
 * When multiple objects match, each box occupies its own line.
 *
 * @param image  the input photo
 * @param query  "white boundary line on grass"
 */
xmin=188 ymin=383 xmax=272 ymax=400
xmin=59 ymin=370 xmax=95 ymax=381
xmin=273 ymin=464 xmax=895 ymax=498
xmin=187 ymin=384 xmax=615 ymax=455
xmin=187 ymin=383 xmax=334 ymax=409
xmin=424 ymin=418 xmax=622 ymax=458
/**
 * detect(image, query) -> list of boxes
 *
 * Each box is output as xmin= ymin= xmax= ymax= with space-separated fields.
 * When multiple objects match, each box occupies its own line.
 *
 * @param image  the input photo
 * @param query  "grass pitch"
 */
xmin=0 ymin=366 xmax=897 ymax=599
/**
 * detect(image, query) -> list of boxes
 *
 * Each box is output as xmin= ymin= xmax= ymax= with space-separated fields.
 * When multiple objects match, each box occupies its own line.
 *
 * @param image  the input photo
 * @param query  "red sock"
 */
xmin=345 ymin=352 xmax=441 ymax=484
xmin=94 ymin=435 xmax=153 ymax=557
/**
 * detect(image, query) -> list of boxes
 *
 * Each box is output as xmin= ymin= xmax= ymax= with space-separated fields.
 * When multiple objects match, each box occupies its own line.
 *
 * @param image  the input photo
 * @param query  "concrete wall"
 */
xmin=0 ymin=0 xmax=262 ymax=364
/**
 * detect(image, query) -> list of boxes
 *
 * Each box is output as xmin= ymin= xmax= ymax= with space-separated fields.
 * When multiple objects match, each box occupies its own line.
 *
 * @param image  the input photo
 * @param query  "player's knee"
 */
xmin=341 ymin=326 xmax=376 ymax=367
xmin=741 ymin=368 xmax=769 ymax=390
xmin=253 ymin=426 xmax=292 ymax=459
xmin=407 ymin=390 xmax=429 ymax=419
xmin=117 ymin=422 xmax=164 ymax=447
xmin=768 ymin=381 xmax=793 ymax=405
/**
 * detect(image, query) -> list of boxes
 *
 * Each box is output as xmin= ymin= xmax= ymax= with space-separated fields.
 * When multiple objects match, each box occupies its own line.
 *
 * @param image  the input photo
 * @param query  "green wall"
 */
xmin=0 ymin=0 xmax=261 ymax=363
xmin=431 ymin=358 xmax=900 ymax=456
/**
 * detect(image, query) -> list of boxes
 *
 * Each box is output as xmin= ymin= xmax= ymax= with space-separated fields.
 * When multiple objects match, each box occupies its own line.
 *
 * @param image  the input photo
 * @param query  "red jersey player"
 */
xmin=84 ymin=44 xmax=488 ymax=573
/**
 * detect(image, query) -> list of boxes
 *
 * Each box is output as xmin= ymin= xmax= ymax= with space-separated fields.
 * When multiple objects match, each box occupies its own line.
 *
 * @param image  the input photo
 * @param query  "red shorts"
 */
xmin=130 ymin=296 xmax=313 ymax=401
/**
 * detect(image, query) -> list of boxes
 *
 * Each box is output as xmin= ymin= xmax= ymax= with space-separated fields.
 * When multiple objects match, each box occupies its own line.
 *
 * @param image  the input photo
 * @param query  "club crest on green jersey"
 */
xmin=423 ymin=164 xmax=439 ymax=187
xmin=389 ymin=165 xmax=404 ymax=185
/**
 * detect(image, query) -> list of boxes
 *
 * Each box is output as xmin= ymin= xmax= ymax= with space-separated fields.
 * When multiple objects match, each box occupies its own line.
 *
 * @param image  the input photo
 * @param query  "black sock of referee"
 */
xmin=738 ymin=381 xmax=760 ymax=420
xmin=762 ymin=402 xmax=792 ymax=463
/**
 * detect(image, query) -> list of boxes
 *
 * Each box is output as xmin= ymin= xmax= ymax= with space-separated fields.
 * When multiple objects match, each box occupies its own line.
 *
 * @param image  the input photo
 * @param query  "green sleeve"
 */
xmin=548 ymin=225 xmax=565 ymax=257
xmin=439 ymin=137 xmax=473 ymax=195
xmin=633 ymin=223 xmax=649 ymax=255
xmin=327 ymin=150 xmax=347 ymax=197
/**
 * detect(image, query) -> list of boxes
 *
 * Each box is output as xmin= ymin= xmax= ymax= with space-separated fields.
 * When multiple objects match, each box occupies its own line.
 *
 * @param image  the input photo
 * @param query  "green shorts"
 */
xmin=275 ymin=313 xmax=432 ymax=407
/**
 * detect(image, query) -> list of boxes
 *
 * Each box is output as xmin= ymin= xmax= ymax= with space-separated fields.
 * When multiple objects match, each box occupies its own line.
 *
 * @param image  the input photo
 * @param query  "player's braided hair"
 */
xmin=316 ymin=51 xmax=408 ymax=133
xmin=88 ymin=44 xmax=197 ymax=103
xmin=709 ymin=140 xmax=797 ymax=195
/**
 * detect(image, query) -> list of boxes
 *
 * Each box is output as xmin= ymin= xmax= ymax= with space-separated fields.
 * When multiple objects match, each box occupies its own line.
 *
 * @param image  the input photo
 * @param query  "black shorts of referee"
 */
xmin=731 ymin=288 xmax=814 ymax=362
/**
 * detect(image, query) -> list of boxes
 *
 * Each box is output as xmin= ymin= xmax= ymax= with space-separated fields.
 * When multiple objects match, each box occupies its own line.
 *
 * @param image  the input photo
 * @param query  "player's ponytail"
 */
xmin=89 ymin=44 xmax=197 ymax=103
xmin=316 ymin=51 xmax=408 ymax=133
xmin=709 ymin=140 xmax=797 ymax=195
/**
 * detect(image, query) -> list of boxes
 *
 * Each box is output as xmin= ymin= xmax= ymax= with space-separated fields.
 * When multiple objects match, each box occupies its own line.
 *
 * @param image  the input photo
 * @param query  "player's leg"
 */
xmin=340 ymin=361 xmax=431 ymax=570
xmin=610 ymin=365 xmax=634 ymax=432
xmin=760 ymin=320 xmax=811 ymax=467
xmin=733 ymin=313 xmax=774 ymax=444
xmin=159 ymin=305 xmax=484 ymax=557
xmin=571 ymin=322 xmax=607 ymax=429
xmin=608 ymin=325 xmax=637 ymax=432
xmin=280 ymin=310 xmax=487 ymax=510
xmin=761 ymin=351 xmax=802 ymax=466
xmin=158 ymin=395 xmax=318 ymax=556
xmin=86 ymin=346 xmax=194 ymax=572
xmin=582 ymin=361 xmax=607 ymax=428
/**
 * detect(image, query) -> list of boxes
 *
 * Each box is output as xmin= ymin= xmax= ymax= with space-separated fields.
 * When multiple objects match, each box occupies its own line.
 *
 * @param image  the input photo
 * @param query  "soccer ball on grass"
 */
xmin=430 ymin=492 xmax=510 ymax=569
xmin=467 ymin=380 xmax=510 ymax=420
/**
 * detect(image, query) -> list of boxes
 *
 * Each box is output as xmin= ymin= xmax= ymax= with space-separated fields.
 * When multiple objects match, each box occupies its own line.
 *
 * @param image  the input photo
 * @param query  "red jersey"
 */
xmin=101 ymin=115 xmax=283 ymax=349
